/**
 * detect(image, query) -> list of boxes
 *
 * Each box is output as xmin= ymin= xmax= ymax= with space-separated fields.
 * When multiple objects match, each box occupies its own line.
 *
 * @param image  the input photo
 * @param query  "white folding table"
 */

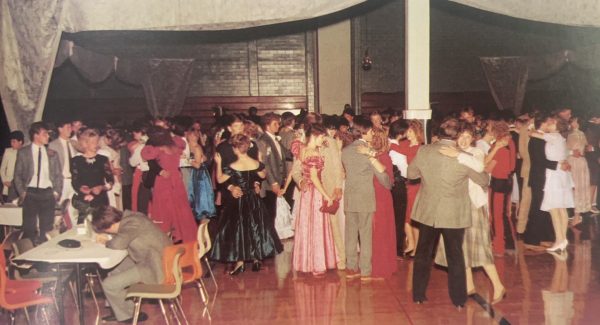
xmin=15 ymin=228 xmax=127 ymax=325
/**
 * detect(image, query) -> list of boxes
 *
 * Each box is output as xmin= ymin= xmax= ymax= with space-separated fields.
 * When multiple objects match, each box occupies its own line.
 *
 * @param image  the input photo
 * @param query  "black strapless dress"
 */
xmin=210 ymin=163 xmax=282 ymax=262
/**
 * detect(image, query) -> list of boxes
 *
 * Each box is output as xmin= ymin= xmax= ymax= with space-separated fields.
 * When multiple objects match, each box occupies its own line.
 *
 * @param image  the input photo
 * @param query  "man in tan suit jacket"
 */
xmin=342 ymin=117 xmax=391 ymax=279
xmin=408 ymin=118 xmax=489 ymax=307
xmin=516 ymin=117 xmax=532 ymax=234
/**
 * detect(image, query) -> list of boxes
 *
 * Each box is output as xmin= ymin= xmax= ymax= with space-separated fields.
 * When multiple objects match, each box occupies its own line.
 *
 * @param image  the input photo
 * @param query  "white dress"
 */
xmin=541 ymin=132 xmax=574 ymax=211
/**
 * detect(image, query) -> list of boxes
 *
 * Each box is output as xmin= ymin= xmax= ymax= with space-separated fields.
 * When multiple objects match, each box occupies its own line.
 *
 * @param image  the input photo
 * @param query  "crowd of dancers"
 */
xmin=2 ymin=104 xmax=599 ymax=309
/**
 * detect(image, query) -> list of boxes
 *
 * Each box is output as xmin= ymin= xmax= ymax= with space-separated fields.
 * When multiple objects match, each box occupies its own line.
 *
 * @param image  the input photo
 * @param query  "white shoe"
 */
xmin=546 ymin=239 xmax=568 ymax=252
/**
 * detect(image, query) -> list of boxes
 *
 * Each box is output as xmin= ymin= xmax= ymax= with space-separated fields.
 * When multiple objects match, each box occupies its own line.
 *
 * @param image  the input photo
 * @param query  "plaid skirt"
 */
xmin=435 ymin=204 xmax=494 ymax=268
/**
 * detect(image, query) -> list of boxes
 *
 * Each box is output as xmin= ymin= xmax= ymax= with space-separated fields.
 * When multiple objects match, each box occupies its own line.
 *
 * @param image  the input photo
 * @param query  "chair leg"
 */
xmin=132 ymin=298 xmax=142 ymax=325
xmin=204 ymin=257 xmax=218 ymax=289
xmin=196 ymin=280 xmax=209 ymax=306
xmin=174 ymin=297 xmax=189 ymax=325
xmin=9 ymin=311 xmax=15 ymax=325
xmin=85 ymin=274 xmax=100 ymax=325
xmin=69 ymin=280 xmax=79 ymax=313
xmin=23 ymin=307 xmax=31 ymax=325
xmin=168 ymin=300 xmax=181 ymax=325
xmin=158 ymin=300 xmax=171 ymax=325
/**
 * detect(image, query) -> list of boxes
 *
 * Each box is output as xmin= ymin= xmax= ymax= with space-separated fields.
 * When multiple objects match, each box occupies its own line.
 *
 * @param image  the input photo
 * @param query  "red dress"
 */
xmin=371 ymin=152 xmax=398 ymax=278
xmin=398 ymin=141 xmax=421 ymax=223
xmin=141 ymin=137 xmax=197 ymax=242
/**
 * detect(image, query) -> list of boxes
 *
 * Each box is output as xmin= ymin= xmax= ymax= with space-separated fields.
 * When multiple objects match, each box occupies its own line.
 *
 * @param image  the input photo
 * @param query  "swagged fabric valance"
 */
xmin=480 ymin=45 xmax=600 ymax=115
xmin=0 ymin=0 xmax=365 ymax=132
xmin=54 ymin=41 xmax=195 ymax=118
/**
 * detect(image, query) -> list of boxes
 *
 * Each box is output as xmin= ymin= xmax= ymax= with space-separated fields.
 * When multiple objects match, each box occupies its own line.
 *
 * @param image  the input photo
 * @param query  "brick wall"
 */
xmin=48 ymin=33 xmax=316 ymax=111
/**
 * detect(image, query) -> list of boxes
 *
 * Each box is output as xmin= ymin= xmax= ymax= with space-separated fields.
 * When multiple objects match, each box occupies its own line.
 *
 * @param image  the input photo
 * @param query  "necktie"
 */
xmin=67 ymin=142 xmax=72 ymax=171
xmin=36 ymin=147 xmax=42 ymax=188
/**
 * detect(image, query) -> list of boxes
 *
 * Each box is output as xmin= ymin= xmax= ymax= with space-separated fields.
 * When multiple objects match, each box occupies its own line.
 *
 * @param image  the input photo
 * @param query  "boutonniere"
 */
xmin=85 ymin=157 xmax=96 ymax=164
xmin=275 ymin=135 xmax=282 ymax=141
xmin=266 ymin=147 xmax=272 ymax=155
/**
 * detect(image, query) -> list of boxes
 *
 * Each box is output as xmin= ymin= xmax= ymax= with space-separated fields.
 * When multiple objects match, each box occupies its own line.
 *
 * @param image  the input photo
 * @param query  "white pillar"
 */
xmin=317 ymin=20 xmax=351 ymax=115
xmin=404 ymin=0 xmax=432 ymax=139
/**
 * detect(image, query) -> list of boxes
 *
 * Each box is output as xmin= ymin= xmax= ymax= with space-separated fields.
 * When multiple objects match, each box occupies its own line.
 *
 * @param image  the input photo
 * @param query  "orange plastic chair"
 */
xmin=163 ymin=242 xmax=209 ymax=307
xmin=0 ymin=247 xmax=54 ymax=324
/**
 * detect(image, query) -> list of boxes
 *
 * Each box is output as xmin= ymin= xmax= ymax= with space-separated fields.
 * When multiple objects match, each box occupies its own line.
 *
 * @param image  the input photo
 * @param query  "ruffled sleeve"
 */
xmin=291 ymin=140 xmax=304 ymax=159
xmin=304 ymin=155 xmax=324 ymax=170
xmin=141 ymin=144 xmax=160 ymax=160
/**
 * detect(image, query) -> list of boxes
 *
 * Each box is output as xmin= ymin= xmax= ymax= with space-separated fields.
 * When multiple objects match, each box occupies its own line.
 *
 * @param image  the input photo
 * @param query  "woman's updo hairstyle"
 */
xmin=230 ymin=134 xmax=251 ymax=154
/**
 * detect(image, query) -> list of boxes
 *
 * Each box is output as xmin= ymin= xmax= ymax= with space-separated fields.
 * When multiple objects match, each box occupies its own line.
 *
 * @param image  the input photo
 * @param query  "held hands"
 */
xmin=560 ymin=161 xmax=571 ymax=171
xmin=3 ymin=181 xmax=10 ymax=188
xmin=229 ymin=185 xmax=243 ymax=198
xmin=271 ymin=183 xmax=282 ymax=197
xmin=159 ymin=170 xmax=170 ymax=178
xmin=439 ymin=145 xmax=460 ymax=158
xmin=495 ymin=137 xmax=510 ymax=148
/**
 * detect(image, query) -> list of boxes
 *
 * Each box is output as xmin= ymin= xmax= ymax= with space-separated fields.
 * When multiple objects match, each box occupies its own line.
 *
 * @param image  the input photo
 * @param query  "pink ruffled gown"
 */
xmin=292 ymin=155 xmax=337 ymax=274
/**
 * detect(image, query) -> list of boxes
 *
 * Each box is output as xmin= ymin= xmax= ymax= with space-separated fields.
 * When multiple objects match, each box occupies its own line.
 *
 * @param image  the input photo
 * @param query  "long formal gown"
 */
xmin=141 ymin=137 xmax=198 ymax=242
xmin=210 ymin=163 xmax=282 ymax=262
xmin=567 ymin=130 xmax=591 ymax=213
xmin=292 ymin=155 xmax=337 ymax=274
xmin=191 ymin=162 xmax=216 ymax=220
xmin=371 ymin=152 xmax=398 ymax=278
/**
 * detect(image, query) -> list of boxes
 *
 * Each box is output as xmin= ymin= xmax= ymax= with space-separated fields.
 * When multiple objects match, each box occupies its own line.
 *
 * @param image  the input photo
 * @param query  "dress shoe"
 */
xmin=467 ymin=289 xmax=476 ymax=296
xmin=229 ymin=263 xmax=245 ymax=276
xmin=252 ymin=261 xmax=262 ymax=272
xmin=360 ymin=276 xmax=373 ymax=282
xmin=345 ymin=270 xmax=361 ymax=279
xmin=455 ymin=304 xmax=465 ymax=311
xmin=491 ymin=288 xmax=507 ymax=305
xmin=546 ymin=239 xmax=568 ymax=252
xmin=413 ymin=299 xmax=426 ymax=304
xmin=102 ymin=312 xmax=148 ymax=323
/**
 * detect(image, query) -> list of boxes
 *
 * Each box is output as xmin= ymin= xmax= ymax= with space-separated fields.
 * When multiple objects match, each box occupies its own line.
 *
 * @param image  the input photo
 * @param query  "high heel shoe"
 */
xmin=491 ymin=288 xmax=506 ymax=305
xmin=229 ymin=263 xmax=245 ymax=276
xmin=252 ymin=261 xmax=262 ymax=272
xmin=546 ymin=239 xmax=568 ymax=252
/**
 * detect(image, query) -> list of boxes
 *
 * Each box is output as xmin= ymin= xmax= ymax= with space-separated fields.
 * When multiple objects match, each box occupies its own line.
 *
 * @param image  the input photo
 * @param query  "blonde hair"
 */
xmin=370 ymin=127 xmax=389 ymax=153
xmin=408 ymin=120 xmax=424 ymax=144
xmin=76 ymin=128 xmax=100 ymax=152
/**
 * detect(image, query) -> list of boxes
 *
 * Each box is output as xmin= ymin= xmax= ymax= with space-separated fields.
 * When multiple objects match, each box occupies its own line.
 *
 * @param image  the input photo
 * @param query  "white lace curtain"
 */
xmin=480 ymin=45 xmax=600 ymax=115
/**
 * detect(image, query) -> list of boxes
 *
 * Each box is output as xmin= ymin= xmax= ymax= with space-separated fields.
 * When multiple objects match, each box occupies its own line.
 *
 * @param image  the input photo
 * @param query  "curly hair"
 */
xmin=146 ymin=126 xmax=175 ymax=147
xmin=491 ymin=120 xmax=510 ymax=139
xmin=408 ymin=120 xmax=424 ymax=143
xmin=370 ymin=127 xmax=389 ymax=153
xmin=230 ymin=133 xmax=251 ymax=154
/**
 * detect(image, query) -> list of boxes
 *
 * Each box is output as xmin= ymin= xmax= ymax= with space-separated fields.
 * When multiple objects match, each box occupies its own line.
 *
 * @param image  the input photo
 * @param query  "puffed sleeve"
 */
xmin=141 ymin=144 xmax=160 ymax=161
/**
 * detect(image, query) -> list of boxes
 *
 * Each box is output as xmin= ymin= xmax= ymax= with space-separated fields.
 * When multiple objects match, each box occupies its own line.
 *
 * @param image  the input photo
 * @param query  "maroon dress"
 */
xmin=400 ymin=141 xmax=421 ymax=223
xmin=371 ymin=152 xmax=398 ymax=278
xmin=141 ymin=137 xmax=197 ymax=242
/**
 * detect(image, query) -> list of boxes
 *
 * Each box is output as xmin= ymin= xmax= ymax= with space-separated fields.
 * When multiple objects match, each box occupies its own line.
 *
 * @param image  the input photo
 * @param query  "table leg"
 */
xmin=75 ymin=263 xmax=85 ymax=325
xmin=57 ymin=264 xmax=65 ymax=325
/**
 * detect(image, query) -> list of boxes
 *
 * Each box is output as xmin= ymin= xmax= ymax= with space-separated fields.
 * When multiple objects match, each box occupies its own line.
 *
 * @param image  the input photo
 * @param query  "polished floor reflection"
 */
xmin=5 ymin=214 xmax=599 ymax=324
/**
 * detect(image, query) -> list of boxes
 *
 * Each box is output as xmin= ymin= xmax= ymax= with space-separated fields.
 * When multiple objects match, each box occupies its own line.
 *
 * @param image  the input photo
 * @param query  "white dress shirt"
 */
xmin=28 ymin=143 xmax=52 ymax=189
xmin=59 ymin=138 xmax=73 ymax=178
xmin=129 ymin=144 xmax=149 ymax=171
xmin=476 ymin=139 xmax=491 ymax=155
xmin=266 ymin=132 xmax=283 ymax=160
xmin=389 ymin=139 xmax=408 ymax=178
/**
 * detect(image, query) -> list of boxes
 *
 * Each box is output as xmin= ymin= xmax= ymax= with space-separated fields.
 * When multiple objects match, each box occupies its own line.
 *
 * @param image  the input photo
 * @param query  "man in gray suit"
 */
xmin=407 ymin=118 xmax=489 ymax=307
xmin=342 ymin=117 xmax=391 ymax=280
xmin=257 ymin=113 xmax=290 ymax=224
xmin=13 ymin=122 xmax=63 ymax=243
xmin=48 ymin=119 xmax=78 ymax=224
xmin=93 ymin=206 xmax=171 ymax=322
